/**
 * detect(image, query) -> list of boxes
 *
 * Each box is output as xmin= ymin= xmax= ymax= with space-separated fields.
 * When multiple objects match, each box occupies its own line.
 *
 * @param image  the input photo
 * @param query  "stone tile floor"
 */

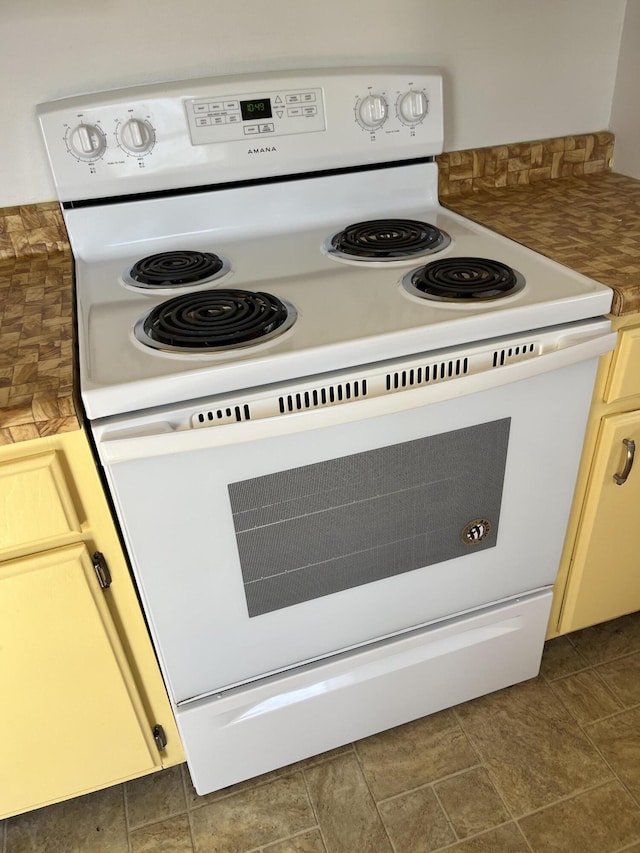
xmin=5 ymin=612 xmax=640 ymax=852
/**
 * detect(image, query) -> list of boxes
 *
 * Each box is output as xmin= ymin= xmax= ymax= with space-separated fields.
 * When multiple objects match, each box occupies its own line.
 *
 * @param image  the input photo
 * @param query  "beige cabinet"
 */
xmin=0 ymin=429 xmax=183 ymax=820
xmin=551 ymin=319 xmax=640 ymax=635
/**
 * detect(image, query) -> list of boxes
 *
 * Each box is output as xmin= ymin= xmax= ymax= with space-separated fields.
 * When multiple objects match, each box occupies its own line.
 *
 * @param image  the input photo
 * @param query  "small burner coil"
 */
xmin=330 ymin=218 xmax=448 ymax=260
xmin=128 ymin=250 xmax=226 ymax=288
xmin=407 ymin=257 xmax=524 ymax=301
xmin=136 ymin=289 xmax=295 ymax=352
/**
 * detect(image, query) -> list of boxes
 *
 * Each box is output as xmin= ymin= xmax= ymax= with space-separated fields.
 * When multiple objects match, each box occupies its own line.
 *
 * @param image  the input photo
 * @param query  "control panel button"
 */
xmin=244 ymin=125 xmax=259 ymax=135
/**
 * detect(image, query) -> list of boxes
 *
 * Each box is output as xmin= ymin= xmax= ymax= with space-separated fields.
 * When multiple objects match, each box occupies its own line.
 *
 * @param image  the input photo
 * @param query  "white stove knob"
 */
xmin=119 ymin=118 xmax=156 ymax=155
xmin=67 ymin=123 xmax=107 ymax=161
xmin=398 ymin=90 xmax=428 ymax=125
xmin=357 ymin=94 xmax=388 ymax=130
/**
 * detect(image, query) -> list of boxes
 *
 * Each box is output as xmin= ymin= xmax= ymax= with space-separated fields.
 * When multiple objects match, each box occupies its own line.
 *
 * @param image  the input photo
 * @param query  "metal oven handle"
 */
xmin=99 ymin=329 xmax=615 ymax=464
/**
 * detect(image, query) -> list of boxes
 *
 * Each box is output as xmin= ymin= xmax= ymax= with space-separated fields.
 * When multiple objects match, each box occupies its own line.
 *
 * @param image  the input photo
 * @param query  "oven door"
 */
xmin=97 ymin=332 xmax=608 ymax=706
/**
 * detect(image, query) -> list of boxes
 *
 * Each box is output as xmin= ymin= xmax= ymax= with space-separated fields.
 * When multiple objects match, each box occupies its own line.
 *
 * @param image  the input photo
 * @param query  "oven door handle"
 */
xmin=99 ymin=327 xmax=616 ymax=463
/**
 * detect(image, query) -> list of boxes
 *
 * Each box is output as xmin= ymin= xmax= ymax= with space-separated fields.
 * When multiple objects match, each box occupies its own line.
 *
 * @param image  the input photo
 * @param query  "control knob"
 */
xmin=397 ymin=90 xmax=428 ymax=125
xmin=67 ymin=123 xmax=107 ymax=161
xmin=356 ymin=94 xmax=388 ymax=130
xmin=118 ymin=118 xmax=156 ymax=156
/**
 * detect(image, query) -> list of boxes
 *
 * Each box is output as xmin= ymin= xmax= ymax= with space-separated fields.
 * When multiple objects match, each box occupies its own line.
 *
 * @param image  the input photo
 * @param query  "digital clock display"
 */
xmin=240 ymin=98 xmax=273 ymax=121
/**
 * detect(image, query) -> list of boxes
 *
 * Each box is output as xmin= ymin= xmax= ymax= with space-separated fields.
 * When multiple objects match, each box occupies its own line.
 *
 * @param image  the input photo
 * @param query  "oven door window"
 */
xmin=230 ymin=419 xmax=509 ymax=617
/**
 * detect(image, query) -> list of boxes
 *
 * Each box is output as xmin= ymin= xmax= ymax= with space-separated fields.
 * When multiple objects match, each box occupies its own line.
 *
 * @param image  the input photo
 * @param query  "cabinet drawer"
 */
xmin=604 ymin=325 xmax=640 ymax=403
xmin=0 ymin=451 xmax=82 ymax=560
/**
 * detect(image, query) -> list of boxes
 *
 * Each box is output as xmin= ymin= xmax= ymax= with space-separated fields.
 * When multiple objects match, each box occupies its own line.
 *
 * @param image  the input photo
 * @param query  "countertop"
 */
xmin=2 ymin=169 xmax=640 ymax=444
xmin=443 ymin=171 xmax=640 ymax=317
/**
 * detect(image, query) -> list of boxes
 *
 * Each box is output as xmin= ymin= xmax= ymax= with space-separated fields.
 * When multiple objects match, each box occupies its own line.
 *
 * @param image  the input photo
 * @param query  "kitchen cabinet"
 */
xmin=550 ymin=317 xmax=640 ymax=635
xmin=0 ymin=428 xmax=183 ymax=820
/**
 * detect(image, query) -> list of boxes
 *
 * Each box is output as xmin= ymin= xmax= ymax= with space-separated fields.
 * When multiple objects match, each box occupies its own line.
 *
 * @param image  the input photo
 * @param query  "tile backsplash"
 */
xmin=0 ymin=202 xmax=69 ymax=261
xmin=436 ymin=131 xmax=614 ymax=198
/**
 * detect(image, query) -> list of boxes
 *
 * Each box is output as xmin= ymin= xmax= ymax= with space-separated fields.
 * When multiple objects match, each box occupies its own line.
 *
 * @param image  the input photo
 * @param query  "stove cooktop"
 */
xmin=69 ymin=168 xmax=612 ymax=420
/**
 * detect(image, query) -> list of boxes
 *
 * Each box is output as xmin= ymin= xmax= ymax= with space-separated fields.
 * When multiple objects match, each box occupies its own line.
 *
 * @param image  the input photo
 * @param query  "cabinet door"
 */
xmin=0 ymin=451 xmax=81 ymax=561
xmin=560 ymin=410 xmax=640 ymax=633
xmin=0 ymin=543 xmax=158 ymax=818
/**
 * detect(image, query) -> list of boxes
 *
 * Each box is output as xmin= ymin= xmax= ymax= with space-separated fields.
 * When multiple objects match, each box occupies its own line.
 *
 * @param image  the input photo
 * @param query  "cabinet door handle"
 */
xmin=614 ymin=438 xmax=636 ymax=485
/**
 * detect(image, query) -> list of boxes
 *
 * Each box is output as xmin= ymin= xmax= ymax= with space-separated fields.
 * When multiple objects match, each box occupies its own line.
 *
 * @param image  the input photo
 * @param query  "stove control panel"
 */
xmin=186 ymin=87 xmax=326 ymax=145
xmin=38 ymin=67 xmax=443 ymax=202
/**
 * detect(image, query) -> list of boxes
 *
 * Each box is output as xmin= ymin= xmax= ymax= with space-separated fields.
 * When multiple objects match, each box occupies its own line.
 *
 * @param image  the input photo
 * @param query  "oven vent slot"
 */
xmin=385 ymin=358 xmax=469 ymax=391
xmin=492 ymin=342 xmax=537 ymax=368
xmin=194 ymin=404 xmax=251 ymax=426
xmin=278 ymin=380 xmax=368 ymax=414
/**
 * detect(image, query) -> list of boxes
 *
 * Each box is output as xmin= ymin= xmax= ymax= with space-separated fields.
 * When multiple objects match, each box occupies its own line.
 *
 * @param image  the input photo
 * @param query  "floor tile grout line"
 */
xmin=247 ymin=826 xmax=324 ymax=853
xmin=350 ymin=742 xmax=397 ymax=853
xmin=121 ymin=783 xmax=134 ymax=853
xmin=446 ymin=677 xmax=640 ymax=838
xmin=180 ymin=764 xmax=198 ymax=852
xmin=513 ymin=820 xmax=537 ymax=853
xmin=125 ymin=804 xmax=191 ymax=832
xmin=540 ymin=650 xmax=594 ymax=681
xmin=510 ymin=778 xmax=625 ymax=823
xmin=450 ymin=703 xmax=525 ymax=828
xmin=534 ymin=666 xmax=640 ymax=819
xmin=430 ymin=781 xmax=463 ymax=845
xmin=578 ymin=723 xmax=640 ymax=813
xmin=299 ymin=761 xmax=329 ymax=853
xmin=583 ymin=703 xmax=640 ymax=813
xmin=438 ymin=753 xmax=521 ymax=840
xmin=184 ymin=805 xmax=197 ymax=853
xmin=123 ymin=767 xmax=191 ymax=832
xmin=433 ymin=818 xmax=530 ymax=852
xmin=542 ymin=663 xmax=592 ymax=682
xmin=373 ymin=762 xmax=484 ymax=806
xmin=180 ymin=748 xmax=356 ymax=813
xmin=564 ymin=633 xmax=640 ymax=668
xmin=544 ymin=669 xmax=628 ymax=726
xmin=583 ymin=662 xmax=634 ymax=713
xmin=614 ymin=838 xmax=640 ymax=853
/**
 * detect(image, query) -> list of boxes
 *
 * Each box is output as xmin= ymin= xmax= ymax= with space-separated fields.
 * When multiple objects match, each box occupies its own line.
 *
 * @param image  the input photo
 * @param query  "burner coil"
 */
xmin=331 ymin=218 xmax=447 ymax=259
xmin=409 ymin=257 xmax=523 ymax=301
xmin=129 ymin=250 xmax=225 ymax=287
xmin=139 ymin=289 xmax=293 ymax=351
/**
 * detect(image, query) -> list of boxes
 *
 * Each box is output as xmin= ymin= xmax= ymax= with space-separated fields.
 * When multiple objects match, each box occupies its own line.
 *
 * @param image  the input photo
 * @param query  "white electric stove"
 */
xmin=39 ymin=67 xmax=614 ymax=795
